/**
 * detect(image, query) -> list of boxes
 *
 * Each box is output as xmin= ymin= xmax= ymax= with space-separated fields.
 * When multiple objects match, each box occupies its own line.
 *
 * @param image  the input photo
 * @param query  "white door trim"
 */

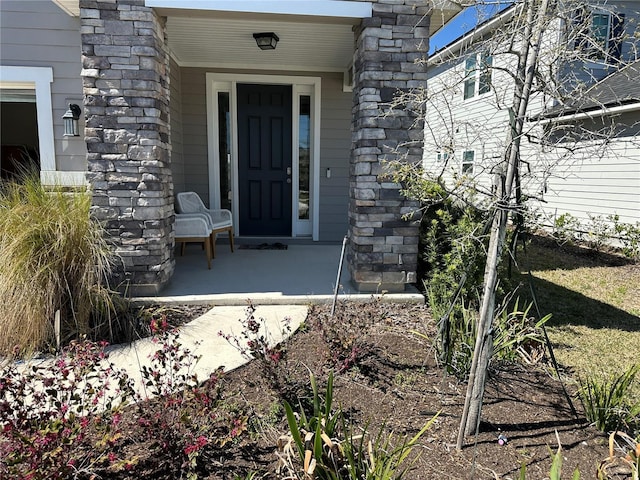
xmin=206 ymin=72 xmax=321 ymax=240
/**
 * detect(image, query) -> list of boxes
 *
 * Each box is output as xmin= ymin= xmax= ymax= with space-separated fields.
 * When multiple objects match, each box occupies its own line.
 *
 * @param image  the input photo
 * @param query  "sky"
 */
xmin=428 ymin=1 xmax=514 ymax=55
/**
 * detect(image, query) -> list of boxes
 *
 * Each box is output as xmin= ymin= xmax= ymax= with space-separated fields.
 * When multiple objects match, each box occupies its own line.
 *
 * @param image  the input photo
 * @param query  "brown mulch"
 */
xmin=36 ymin=300 xmax=622 ymax=479
xmin=197 ymin=301 xmax=610 ymax=480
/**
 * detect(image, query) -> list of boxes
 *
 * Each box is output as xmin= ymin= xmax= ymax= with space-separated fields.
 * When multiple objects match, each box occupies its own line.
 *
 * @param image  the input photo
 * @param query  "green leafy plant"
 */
xmin=281 ymin=372 xmax=437 ymax=479
xmin=517 ymin=433 xmax=581 ymax=480
xmin=577 ymin=364 xmax=640 ymax=435
xmin=493 ymin=298 xmax=550 ymax=364
xmin=0 ymin=174 xmax=117 ymax=357
xmin=609 ymin=214 xmax=640 ymax=261
xmin=553 ymin=212 xmax=581 ymax=244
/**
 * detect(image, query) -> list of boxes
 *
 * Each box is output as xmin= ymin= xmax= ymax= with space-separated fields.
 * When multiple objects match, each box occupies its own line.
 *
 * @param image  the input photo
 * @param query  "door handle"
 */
xmin=286 ymin=167 xmax=292 ymax=176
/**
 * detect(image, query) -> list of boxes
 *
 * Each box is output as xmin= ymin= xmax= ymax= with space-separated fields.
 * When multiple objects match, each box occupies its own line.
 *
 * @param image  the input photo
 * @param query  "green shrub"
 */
xmin=0 ymin=175 xmax=116 ymax=356
xmin=577 ymin=365 xmax=640 ymax=436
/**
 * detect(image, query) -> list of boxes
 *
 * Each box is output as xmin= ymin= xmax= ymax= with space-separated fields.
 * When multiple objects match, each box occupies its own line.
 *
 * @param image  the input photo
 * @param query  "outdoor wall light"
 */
xmin=62 ymin=103 xmax=81 ymax=137
xmin=253 ymin=32 xmax=279 ymax=50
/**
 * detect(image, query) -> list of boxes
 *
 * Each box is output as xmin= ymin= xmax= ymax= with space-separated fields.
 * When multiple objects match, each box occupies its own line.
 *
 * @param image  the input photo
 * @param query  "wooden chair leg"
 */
xmin=228 ymin=228 xmax=234 ymax=253
xmin=210 ymin=233 xmax=216 ymax=259
xmin=180 ymin=241 xmax=186 ymax=256
xmin=204 ymin=237 xmax=212 ymax=269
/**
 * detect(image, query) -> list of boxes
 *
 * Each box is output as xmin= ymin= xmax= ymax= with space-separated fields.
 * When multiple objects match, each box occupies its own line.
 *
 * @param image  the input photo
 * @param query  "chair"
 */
xmin=176 ymin=191 xmax=234 ymax=258
xmin=174 ymin=213 xmax=213 ymax=269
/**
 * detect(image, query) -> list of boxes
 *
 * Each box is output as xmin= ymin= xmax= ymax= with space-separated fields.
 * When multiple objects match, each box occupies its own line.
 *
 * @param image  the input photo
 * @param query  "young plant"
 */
xmin=493 ymin=298 xmax=550 ymax=364
xmin=139 ymin=317 xmax=248 ymax=479
xmin=598 ymin=431 xmax=640 ymax=480
xmin=219 ymin=302 xmax=292 ymax=397
xmin=578 ymin=365 xmax=640 ymax=435
xmin=281 ymin=372 xmax=438 ymax=480
xmin=0 ymin=339 xmax=138 ymax=479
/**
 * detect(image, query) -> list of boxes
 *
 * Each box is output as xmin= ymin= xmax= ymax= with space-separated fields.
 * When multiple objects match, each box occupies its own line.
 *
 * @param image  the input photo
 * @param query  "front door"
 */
xmin=237 ymin=83 xmax=292 ymax=236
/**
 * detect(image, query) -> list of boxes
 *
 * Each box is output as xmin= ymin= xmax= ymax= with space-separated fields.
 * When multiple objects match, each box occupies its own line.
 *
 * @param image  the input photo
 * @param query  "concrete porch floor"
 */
xmin=138 ymin=239 xmax=424 ymax=305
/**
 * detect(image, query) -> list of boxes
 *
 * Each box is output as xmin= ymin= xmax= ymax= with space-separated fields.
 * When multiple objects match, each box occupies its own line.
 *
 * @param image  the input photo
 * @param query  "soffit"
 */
xmin=166 ymin=15 xmax=356 ymax=72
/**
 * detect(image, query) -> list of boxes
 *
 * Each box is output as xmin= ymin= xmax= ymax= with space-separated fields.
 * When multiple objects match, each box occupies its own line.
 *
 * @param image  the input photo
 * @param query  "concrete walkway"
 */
xmin=106 ymin=304 xmax=308 ymax=398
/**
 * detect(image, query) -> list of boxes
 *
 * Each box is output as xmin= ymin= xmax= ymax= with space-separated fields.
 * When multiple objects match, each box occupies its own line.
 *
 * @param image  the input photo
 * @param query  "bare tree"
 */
xmin=389 ymin=0 xmax=640 ymax=448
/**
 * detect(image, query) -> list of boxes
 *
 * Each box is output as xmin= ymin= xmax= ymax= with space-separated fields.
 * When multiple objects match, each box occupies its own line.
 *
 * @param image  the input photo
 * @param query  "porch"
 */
xmin=144 ymin=239 xmax=424 ymax=304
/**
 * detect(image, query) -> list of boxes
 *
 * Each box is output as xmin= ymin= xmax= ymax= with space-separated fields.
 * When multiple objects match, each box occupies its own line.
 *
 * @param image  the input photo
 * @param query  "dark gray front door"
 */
xmin=237 ymin=83 xmax=292 ymax=236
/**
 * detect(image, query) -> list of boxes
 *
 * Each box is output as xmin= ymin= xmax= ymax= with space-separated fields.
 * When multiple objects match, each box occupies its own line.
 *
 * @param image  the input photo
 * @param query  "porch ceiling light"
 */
xmin=253 ymin=32 xmax=279 ymax=50
xmin=62 ymin=103 xmax=81 ymax=137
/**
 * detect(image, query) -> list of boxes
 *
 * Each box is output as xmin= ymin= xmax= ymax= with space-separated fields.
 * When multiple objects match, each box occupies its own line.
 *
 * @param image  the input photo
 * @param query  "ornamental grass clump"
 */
xmin=0 ymin=175 xmax=115 ymax=357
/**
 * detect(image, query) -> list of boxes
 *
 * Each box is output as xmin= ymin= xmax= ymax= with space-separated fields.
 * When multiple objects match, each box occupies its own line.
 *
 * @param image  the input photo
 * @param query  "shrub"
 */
xmin=0 ymin=175 xmax=117 ymax=356
xmin=1 ymin=321 xmax=248 ymax=479
xmin=0 ymin=339 xmax=138 ymax=479
xmin=219 ymin=302 xmax=294 ymax=400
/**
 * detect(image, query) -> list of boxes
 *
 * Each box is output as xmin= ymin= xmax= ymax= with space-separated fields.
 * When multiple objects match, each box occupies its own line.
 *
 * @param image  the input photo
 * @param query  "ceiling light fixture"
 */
xmin=253 ymin=32 xmax=279 ymax=50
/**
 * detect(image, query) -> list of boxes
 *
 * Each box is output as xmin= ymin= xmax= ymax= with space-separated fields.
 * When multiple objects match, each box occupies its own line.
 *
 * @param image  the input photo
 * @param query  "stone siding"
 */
xmin=348 ymin=0 xmax=428 ymax=292
xmin=80 ymin=0 xmax=174 ymax=295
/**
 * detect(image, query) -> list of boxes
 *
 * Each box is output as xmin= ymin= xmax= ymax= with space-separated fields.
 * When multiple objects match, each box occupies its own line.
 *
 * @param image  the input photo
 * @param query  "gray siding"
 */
xmin=558 ymin=0 xmax=640 ymax=91
xmin=180 ymin=69 xmax=210 ymax=204
xmin=319 ymin=72 xmax=350 ymax=242
xmin=169 ymin=56 xmax=185 ymax=194
xmin=177 ymin=68 xmax=351 ymax=241
xmin=537 ymin=111 xmax=640 ymax=226
xmin=0 ymin=0 xmax=86 ymax=173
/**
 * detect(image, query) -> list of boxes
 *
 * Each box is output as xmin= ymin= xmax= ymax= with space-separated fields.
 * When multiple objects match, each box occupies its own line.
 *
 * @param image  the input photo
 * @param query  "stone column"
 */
xmin=80 ymin=0 xmax=174 ymax=295
xmin=348 ymin=0 xmax=429 ymax=292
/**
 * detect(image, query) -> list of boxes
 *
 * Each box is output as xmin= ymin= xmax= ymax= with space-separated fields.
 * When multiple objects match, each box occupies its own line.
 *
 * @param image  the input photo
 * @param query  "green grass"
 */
xmin=511 ymin=237 xmax=640 ymax=402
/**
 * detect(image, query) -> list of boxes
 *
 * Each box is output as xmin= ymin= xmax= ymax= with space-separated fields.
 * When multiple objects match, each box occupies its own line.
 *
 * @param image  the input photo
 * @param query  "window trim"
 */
xmin=0 ymin=66 xmax=55 ymax=178
xmin=573 ymin=7 xmax=625 ymax=63
xmin=463 ymin=52 xmax=492 ymax=100
xmin=461 ymin=150 xmax=475 ymax=174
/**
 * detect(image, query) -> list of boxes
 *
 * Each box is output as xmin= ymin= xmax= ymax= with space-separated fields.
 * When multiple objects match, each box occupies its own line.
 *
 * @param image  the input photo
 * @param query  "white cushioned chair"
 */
xmin=176 ymin=191 xmax=234 ymax=258
xmin=174 ymin=213 xmax=213 ymax=269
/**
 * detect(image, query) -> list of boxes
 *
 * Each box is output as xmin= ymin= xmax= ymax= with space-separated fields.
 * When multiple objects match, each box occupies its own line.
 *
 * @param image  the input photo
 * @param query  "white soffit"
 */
xmin=165 ymin=16 xmax=355 ymax=71
xmin=52 ymin=0 xmax=80 ymax=16
xmin=146 ymin=0 xmax=373 ymax=20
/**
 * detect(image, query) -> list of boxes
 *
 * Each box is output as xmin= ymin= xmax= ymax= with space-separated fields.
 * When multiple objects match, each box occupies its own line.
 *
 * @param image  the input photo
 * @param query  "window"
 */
xmin=573 ymin=8 xmax=625 ymax=61
xmin=463 ymin=52 xmax=492 ymax=99
xmin=0 ymin=66 xmax=54 ymax=181
xmin=298 ymin=95 xmax=311 ymax=220
xmin=462 ymin=150 xmax=474 ymax=174
xmin=436 ymin=151 xmax=450 ymax=163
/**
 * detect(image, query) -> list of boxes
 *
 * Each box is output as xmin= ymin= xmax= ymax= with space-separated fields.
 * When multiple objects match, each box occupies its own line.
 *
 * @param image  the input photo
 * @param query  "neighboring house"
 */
xmin=0 ymin=0 xmax=460 ymax=294
xmin=423 ymin=0 xmax=640 ymax=232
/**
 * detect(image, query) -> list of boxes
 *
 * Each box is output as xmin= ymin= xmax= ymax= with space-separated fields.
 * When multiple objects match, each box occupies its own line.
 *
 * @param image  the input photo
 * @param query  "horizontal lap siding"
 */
xmin=178 ymin=68 xmax=351 ymax=240
xmin=0 ymin=0 xmax=86 ymax=172
xmin=180 ymin=69 xmax=209 ymax=204
xmin=319 ymin=73 xmax=350 ymax=242
xmin=536 ymin=124 xmax=640 ymax=225
xmin=170 ymin=56 xmax=185 ymax=194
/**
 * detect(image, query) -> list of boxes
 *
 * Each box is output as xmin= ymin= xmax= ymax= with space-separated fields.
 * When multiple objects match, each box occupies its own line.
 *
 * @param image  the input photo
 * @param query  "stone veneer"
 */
xmin=80 ymin=0 xmax=174 ymax=295
xmin=79 ymin=0 xmax=427 ymax=295
xmin=348 ymin=0 xmax=428 ymax=292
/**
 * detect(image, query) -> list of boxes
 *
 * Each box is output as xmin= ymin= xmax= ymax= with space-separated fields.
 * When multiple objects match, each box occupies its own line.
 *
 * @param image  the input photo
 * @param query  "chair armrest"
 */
xmin=204 ymin=208 xmax=232 ymax=228
xmin=175 ymin=213 xmax=211 ymax=237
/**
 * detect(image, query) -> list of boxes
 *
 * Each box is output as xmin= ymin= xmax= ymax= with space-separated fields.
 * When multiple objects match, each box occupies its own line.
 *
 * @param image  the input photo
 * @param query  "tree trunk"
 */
xmin=456 ymin=0 xmax=550 ymax=449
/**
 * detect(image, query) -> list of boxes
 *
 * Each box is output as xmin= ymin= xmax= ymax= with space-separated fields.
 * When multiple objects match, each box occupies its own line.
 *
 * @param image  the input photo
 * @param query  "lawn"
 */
xmin=513 ymin=235 xmax=640 ymax=401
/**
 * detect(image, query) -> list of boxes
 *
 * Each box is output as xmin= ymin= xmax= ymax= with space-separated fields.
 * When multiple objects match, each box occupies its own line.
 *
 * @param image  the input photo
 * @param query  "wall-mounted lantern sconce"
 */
xmin=253 ymin=32 xmax=279 ymax=50
xmin=62 ymin=103 xmax=81 ymax=136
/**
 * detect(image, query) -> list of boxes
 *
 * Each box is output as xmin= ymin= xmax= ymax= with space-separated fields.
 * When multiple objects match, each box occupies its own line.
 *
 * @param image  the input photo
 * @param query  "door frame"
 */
xmin=206 ymin=73 xmax=321 ymax=240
